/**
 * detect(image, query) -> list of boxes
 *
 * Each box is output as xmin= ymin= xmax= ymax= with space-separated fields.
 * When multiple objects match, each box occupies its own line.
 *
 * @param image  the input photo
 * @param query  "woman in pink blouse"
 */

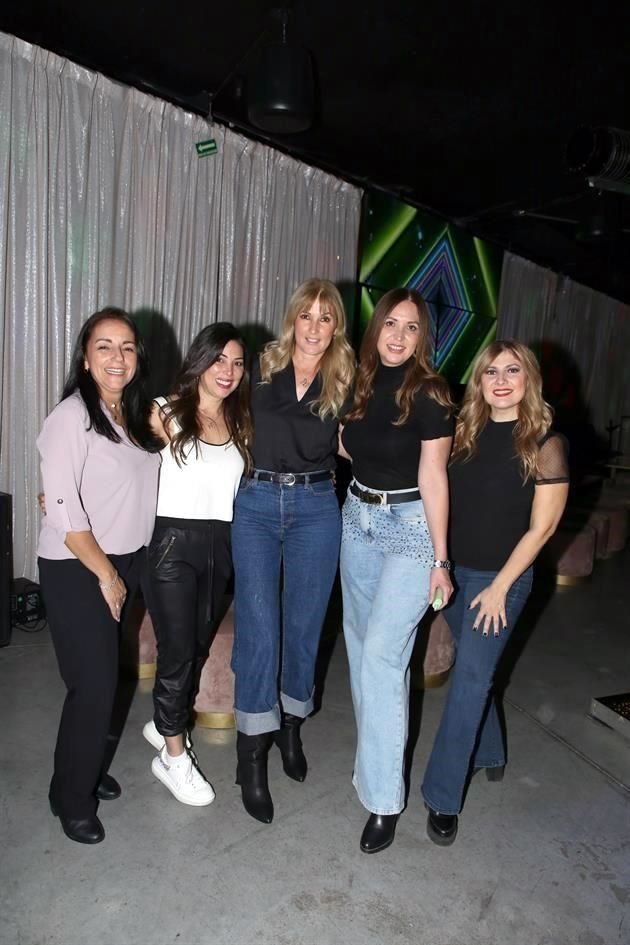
xmin=37 ymin=307 xmax=161 ymax=845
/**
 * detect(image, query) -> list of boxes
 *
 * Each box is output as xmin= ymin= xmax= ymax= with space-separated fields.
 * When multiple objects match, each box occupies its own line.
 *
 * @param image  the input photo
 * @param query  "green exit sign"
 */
xmin=195 ymin=139 xmax=218 ymax=157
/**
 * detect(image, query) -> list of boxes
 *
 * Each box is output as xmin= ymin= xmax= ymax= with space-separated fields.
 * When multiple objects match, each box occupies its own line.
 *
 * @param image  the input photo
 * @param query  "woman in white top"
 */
xmin=142 ymin=323 xmax=252 ymax=805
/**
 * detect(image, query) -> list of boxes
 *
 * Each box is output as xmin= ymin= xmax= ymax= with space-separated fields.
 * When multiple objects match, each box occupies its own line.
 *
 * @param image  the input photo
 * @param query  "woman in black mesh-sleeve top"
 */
xmin=422 ymin=341 xmax=569 ymax=847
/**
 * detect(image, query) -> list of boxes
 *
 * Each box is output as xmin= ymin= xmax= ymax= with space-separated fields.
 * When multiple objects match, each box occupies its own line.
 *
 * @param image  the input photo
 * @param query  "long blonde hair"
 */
xmin=453 ymin=340 xmax=553 ymax=480
xmin=344 ymin=287 xmax=452 ymax=425
xmin=259 ymin=279 xmax=355 ymax=419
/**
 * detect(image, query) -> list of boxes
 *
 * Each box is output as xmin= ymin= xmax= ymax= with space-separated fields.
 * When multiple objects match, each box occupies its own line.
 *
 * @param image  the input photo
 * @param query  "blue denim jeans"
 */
xmin=231 ymin=475 xmax=341 ymax=735
xmin=421 ymin=565 xmax=533 ymax=815
xmin=340 ymin=486 xmax=433 ymax=815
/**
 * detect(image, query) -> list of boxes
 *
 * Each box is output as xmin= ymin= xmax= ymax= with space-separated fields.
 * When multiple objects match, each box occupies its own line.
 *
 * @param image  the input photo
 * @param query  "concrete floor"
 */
xmin=1 ymin=550 xmax=629 ymax=945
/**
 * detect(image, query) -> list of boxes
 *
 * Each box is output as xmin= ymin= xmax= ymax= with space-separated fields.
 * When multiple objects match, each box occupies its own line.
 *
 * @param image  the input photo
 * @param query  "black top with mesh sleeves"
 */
xmin=448 ymin=419 xmax=569 ymax=571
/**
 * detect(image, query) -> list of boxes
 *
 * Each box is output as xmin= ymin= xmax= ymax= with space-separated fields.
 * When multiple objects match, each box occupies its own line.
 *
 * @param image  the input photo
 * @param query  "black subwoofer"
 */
xmin=0 ymin=492 xmax=13 ymax=646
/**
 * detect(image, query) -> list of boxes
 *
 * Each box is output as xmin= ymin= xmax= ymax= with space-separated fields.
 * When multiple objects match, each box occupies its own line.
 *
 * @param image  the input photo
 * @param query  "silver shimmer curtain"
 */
xmin=0 ymin=33 xmax=362 ymax=579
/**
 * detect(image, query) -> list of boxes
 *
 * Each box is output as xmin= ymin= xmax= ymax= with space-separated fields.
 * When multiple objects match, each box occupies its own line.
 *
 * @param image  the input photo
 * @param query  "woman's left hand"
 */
xmin=469 ymin=582 xmax=508 ymax=636
xmin=429 ymin=567 xmax=453 ymax=611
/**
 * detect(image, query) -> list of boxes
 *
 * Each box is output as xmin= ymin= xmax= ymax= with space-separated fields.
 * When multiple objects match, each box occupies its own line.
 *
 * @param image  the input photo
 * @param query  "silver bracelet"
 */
xmin=99 ymin=573 xmax=119 ymax=591
xmin=432 ymin=559 xmax=452 ymax=570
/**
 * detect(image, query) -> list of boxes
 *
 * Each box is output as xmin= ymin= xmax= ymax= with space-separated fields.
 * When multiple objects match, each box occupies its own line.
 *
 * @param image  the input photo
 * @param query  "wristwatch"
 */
xmin=432 ymin=559 xmax=451 ymax=570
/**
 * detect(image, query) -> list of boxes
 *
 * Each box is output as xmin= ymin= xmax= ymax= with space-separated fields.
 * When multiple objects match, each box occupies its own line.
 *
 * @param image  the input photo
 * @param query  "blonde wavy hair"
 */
xmin=454 ymin=340 xmax=553 ymax=481
xmin=344 ymin=287 xmax=452 ymax=426
xmin=259 ymin=279 xmax=355 ymax=419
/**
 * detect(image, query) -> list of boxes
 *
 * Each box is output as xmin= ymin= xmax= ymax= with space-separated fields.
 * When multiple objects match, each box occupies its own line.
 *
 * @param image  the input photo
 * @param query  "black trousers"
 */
xmin=38 ymin=549 xmax=144 ymax=818
xmin=143 ymin=517 xmax=233 ymax=737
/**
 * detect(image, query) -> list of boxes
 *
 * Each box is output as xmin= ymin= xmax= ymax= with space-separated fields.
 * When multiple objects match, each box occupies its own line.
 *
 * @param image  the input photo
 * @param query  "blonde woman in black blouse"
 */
xmin=422 ymin=340 xmax=569 ymax=847
xmin=231 ymin=279 xmax=355 ymax=824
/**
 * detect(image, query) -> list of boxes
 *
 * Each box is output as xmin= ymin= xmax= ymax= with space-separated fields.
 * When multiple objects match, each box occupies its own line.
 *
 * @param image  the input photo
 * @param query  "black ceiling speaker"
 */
xmin=248 ymin=8 xmax=315 ymax=134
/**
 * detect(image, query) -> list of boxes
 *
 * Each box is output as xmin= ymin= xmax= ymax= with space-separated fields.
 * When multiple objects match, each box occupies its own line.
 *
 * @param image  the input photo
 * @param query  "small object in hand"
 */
xmin=432 ymin=588 xmax=444 ymax=611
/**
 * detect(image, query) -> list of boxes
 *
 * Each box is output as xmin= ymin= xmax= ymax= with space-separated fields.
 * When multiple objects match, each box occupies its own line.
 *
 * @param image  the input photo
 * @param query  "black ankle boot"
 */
xmin=360 ymin=813 xmax=398 ymax=854
xmin=426 ymin=808 xmax=458 ymax=846
xmin=472 ymin=765 xmax=505 ymax=783
xmin=273 ymin=714 xmax=307 ymax=782
xmin=235 ymin=732 xmax=274 ymax=824
xmin=49 ymin=797 xmax=105 ymax=844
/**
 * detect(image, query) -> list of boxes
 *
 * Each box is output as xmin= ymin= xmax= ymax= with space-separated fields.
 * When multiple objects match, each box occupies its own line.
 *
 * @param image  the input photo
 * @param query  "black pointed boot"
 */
xmin=235 ymin=732 xmax=274 ymax=823
xmin=273 ymin=713 xmax=307 ymax=782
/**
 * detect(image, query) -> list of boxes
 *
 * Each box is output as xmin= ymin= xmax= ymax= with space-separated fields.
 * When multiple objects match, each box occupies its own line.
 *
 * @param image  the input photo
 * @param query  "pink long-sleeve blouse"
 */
xmin=37 ymin=392 xmax=160 ymax=560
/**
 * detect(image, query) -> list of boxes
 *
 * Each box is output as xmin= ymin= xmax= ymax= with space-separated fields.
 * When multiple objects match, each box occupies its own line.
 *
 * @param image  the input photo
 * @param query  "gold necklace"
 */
xmin=296 ymin=366 xmax=319 ymax=389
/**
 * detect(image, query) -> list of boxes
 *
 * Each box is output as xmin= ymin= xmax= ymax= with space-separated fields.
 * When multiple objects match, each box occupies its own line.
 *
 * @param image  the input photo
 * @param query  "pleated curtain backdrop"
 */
xmin=0 ymin=33 xmax=362 ymax=579
xmin=497 ymin=252 xmax=630 ymax=440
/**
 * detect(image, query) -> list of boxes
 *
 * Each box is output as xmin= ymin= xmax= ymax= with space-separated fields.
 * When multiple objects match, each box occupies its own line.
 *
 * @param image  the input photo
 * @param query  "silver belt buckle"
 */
xmin=280 ymin=473 xmax=296 ymax=486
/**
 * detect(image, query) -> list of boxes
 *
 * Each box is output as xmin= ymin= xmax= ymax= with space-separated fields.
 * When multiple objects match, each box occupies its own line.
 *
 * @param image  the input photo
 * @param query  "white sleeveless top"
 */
xmin=154 ymin=397 xmax=245 ymax=522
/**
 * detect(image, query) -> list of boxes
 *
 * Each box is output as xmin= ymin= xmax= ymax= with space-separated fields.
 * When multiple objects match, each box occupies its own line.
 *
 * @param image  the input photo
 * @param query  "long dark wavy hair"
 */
xmin=62 ymin=306 xmax=159 ymax=450
xmin=344 ymin=288 xmax=452 ymax=425
xmin=161 ymin=322 xmax=253 ymax=471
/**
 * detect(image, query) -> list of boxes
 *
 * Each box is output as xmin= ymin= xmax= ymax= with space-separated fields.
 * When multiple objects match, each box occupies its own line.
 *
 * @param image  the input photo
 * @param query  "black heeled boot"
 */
xmin=472 ymin=765 xmax=505 ymax=783
xmin=273 ymin=714 xmax=307 ymax=782
xmin=49 ymin=796 xmax=105 ymax=844
xmin=426 ymin=808 xmax=458 ymax=846
xmin=235 ymin=732 xmax=274 ymax=824
xmin=360 ymin=813 xmax=398 ymax=854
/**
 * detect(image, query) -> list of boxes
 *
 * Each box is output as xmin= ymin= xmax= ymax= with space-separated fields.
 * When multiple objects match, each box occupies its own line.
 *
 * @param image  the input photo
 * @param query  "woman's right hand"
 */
xmin=99 ymin=572 xmax=127 ymax=622
xmin=337 ymin=424 xmax=352 ymax=461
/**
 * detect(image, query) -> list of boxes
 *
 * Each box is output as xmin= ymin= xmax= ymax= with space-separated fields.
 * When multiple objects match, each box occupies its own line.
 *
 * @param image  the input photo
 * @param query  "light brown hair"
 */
xmin=453 ymin=339 xmax=553 ymax=480
xmin=345 ymin=287 xmax=452 ymax=425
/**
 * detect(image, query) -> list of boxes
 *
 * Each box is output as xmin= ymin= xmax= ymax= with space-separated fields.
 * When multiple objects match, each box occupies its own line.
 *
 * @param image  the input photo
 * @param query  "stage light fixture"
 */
xmin=567 ymin=126 xmax=630 ymax=195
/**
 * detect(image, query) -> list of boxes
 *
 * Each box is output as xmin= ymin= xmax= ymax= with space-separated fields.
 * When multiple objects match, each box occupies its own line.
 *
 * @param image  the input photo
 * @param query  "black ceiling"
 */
xmin=3 ymin=1 xmax=630 ymax=301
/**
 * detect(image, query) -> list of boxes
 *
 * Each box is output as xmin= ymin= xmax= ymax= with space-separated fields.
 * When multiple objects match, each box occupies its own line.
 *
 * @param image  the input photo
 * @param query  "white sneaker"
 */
xmin=151 ymin=748 xmax=215 ymax=807
xmin=143 ymin=720 xmax=192 ymax=752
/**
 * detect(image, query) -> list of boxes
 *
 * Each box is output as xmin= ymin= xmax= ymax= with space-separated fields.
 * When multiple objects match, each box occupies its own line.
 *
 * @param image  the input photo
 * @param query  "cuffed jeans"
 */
xmin=421 ymin=565 xmax=533 ymax=815
xmin=231 ymin=476 xmax=341 ymax=735
xmin=340 ymin=487 xmax=433 ymax=815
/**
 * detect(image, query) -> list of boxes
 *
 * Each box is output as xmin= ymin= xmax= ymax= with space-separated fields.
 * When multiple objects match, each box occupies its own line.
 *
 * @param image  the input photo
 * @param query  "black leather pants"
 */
xmin=144 ymin=517 xmax=232 ymax=737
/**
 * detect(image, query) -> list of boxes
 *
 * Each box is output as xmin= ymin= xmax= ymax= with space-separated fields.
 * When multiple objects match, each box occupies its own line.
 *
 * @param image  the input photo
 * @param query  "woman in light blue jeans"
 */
xmin=339 ymin=288 xmax=453 ymax=854
xmin=421 ymin=341 xmax=569 ymax=847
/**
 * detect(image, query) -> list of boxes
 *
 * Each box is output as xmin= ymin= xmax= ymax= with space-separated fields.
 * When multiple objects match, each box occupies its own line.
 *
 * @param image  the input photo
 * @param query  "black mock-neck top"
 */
xmin=341 ymin=361 xmax=453 ymax=490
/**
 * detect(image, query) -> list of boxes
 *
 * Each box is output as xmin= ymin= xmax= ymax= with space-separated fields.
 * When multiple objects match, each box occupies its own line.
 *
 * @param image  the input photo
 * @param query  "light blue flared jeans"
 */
xmin=340 ymin=483 xmax=434 ymax=815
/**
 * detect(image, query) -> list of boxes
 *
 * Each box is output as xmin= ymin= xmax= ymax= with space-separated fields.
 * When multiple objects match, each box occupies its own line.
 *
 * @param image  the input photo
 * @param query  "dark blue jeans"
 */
xmin=231 ymin=476 xmax=341 ymax=734
xmin=421 ymin=565 xmax=533 ymax=815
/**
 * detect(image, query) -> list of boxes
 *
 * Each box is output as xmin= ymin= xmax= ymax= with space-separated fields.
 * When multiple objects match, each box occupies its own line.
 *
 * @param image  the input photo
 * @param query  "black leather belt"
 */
xmin=251 ymin=469 xmax=333 ymax=486
xmin=350 ymin=482 xmax=420 ymax=506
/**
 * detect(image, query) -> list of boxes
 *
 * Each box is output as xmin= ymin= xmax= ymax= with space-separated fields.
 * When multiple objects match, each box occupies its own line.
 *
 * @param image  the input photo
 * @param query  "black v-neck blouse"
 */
xmin=249 ymin=360 xmax=338 ymax=472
